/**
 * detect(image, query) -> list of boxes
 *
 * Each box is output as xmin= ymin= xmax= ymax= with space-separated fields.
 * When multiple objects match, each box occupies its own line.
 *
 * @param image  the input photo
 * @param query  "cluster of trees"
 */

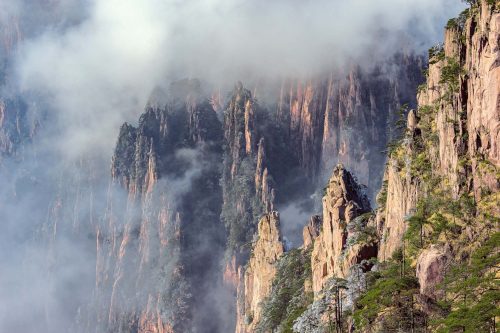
xmin=353 ymin=251 xmax=425 ymax=332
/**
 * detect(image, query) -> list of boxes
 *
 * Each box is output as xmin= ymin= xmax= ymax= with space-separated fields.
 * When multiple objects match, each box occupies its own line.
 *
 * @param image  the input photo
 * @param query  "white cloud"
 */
xmin=7 ymin=0 xmax=465 ymax=160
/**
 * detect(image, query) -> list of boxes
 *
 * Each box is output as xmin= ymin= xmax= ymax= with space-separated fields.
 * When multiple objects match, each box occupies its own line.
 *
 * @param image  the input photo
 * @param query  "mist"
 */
xmin=0 ymin=0 xmax=466 ymax=332
xmin=3 ymin=0 xmax=464 ymax=159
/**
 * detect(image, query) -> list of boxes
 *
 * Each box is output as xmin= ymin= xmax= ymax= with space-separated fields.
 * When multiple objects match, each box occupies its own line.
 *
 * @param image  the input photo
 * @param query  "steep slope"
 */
xmin=276 ymin=56 xmax=423 ymax=194
xmin=311 ymin=165 xmax=373 ymax=294
xmin=223 ymin=56 xmax=424 ymax=292
xmin=238 ymin=166 xmax=378 ymax=332
xmin=377 ymin=0 xmax=499 ymax=261
xmin=235 ymin=212 xmax=284 ymax=333
xmin=357 ymin=2 xmax=499 ymax=331
xmin=0 ymin=97 xmax=39 ymax=162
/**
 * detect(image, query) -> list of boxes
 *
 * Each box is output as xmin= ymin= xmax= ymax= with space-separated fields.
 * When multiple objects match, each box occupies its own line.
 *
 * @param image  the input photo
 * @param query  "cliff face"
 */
xmin=465 ymin=3 xmax=500 ymax=195
xmin=0 ymin=97 xmax=41 ymax=163
xmin=376 ymin=118 xmax=421 ymax=261
xmin=235 ymin=165 xmax=379 ymax=332
xmin=352 ymin=2 xmax=499 ymax=331
xmin=235 ymin=212 xmax=284 ymax=333
xmin=378 ymin=0 xmax=499 ymax=261
xmin=275 ymin=56 xmax=424 ymax=198
xmin=219 ymin=53 xmax=424 ymax=332
xmin=221 ymin=84 xmax=275 ymax=290
xmin=303 ymin=215 xmax=322 ymax=249
xmin=4 ymin=4 xmax=493 ymax=332
xmin=223 ymin=56 xmax=423 ymax=293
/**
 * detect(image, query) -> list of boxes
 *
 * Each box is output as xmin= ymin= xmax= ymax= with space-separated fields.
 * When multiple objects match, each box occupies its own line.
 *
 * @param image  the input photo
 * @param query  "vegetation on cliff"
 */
xmin=353 ymin=1 xmax=500 ymax=331
xmin=256 ymin=249 xmax=313 ymax=333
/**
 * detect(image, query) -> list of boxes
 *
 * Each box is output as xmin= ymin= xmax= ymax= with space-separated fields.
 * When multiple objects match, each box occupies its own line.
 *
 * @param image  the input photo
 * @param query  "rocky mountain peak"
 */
xmin=311 ymin=164 xmax=374 ymax=294
xmin=326 ymin=164 xmax=371 ymax=214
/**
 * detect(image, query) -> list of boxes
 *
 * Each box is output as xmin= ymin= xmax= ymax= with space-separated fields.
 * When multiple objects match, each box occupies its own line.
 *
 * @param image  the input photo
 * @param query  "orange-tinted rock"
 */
xmin=416 ymin=246 xmax=450 ymax=300
xmin=236 ymin=212 xmax=284 ymax=333
xmin=311 ymin=165 xmax=372 ymax=295
xmin=303 ymin=215 xmax=322 ymax=249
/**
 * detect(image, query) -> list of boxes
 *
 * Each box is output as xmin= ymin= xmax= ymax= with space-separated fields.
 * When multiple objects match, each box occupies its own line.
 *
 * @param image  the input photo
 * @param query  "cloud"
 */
xmin=279 ymin=199 xmax=318 ymax=247
xmin=4 ymin=0 xmax=465 ymax=161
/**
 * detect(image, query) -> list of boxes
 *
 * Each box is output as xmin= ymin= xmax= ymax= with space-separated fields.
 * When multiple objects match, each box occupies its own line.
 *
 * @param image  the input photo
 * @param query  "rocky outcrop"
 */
xmin=377 ymin=0 xmax=499 ymax=261
xmin=416 ymin=245 xmax=450 ymax=300
xmin=222 ymin=83 xmax=278 ymax=285
xmin=377 ymin=155 xmax=420 ymax=261
xmin=303 ymin=215 xmax=322 ymax=249
xmin=311 ymin=165 xmax=373 ymax=295
xmin=255 ymin=138 xmax=275 ymax=212
xmin=224 ymin=82 xmax=258 ymax=180
xmin=418 ymin=1 xmax=499 ymax=199
xmin=465 ymin=2 xmax=500 ymax=198
xmin=236 ymin=212 xmax=284 ymax=333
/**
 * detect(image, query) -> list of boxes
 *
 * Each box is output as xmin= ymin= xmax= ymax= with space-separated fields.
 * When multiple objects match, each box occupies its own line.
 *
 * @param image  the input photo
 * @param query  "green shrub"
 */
xmin=353 ymin=253 xmax=423 ymax=331
xmin=440 ymin=58 xmax=464 ymax=94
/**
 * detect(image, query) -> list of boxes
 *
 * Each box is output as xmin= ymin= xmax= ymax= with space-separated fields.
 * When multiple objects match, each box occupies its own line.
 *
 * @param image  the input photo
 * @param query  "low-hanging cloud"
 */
xmin=5 ymin=0 xmax=465 ymax=160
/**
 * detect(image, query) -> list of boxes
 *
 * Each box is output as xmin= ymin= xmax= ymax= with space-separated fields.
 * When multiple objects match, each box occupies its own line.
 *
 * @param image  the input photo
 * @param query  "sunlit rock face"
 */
xmin=416 ymin=245 xmax=450 ymax=300
xmin=3 ymin=1 xmax=499 ymax=332
xmin=235 ymin=212 xmax=284 ymax=333
xmin=378 ymin=1 xmax=500 ymax=261
xmin=222 ymin=54 xmax=424 ymax=293
xmin=303 ymin=215 xmax=322 ymax=249
xmin=273 ymin=55 xmax=424 ymax=200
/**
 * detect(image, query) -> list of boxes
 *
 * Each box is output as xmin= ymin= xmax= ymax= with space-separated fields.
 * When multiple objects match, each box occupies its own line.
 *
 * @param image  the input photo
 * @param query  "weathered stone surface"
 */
xmin=275 ymin=56 xmax=424 ymax=197
xmin=416 ymin=245 xmax=450 ymax=300
xmin=95 ymin=80 xmax=225 ymax=333
xmin=417 ymin=1 xmax=500 ymax=199
xmin=377 ymin=161 xmax=420 ymax=261
xmin=407 ymin=109 xmax=417 ymax=132
xmin=465 ymin=3 xmax=500 ymax=198
xmin=311 ymin=165 xmax=372 ymax=295
xmin=378 ymin=1 xmax=500 ymax=261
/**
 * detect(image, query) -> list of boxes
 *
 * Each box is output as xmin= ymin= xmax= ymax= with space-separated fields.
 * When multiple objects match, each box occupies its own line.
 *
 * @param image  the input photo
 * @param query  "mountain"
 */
xmin=235 ymin=1 xmax=499 ymax=332
xmin=0 ymin=1 xmax=498 ymax=332
xmin=81 ymin=51 xmax=423 ymax=331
